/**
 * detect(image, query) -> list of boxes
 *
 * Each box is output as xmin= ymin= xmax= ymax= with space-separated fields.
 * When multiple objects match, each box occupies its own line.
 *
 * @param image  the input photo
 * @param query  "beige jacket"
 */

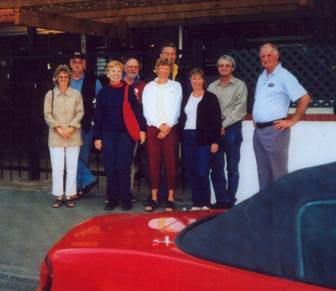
xmin=44 ymin=87 xmax=84 ymax=147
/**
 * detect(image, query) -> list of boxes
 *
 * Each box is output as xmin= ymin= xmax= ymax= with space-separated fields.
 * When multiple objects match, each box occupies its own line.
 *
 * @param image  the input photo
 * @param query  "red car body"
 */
xmin=38 ymin=211 xmax=330 ymax=291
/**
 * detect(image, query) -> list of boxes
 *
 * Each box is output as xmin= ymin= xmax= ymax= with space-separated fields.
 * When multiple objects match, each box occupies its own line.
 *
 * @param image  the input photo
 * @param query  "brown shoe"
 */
xmin=52 ymin=196 xmax=64 ymax=208
xmin=65 ymin=197 xmax=75 ymax=208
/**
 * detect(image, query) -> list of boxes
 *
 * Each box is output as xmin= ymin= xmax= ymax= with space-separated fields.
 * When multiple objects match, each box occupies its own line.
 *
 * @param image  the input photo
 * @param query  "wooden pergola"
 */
xmin=0 ymin=0 xmax=316 ymax=37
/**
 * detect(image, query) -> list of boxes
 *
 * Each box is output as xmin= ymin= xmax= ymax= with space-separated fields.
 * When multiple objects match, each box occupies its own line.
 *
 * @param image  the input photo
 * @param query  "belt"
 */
xmin=255 ymin=118 xmax=286 ymax=129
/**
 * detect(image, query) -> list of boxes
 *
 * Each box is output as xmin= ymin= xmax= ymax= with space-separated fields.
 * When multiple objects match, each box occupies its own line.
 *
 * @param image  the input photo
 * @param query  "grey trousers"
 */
xmin=253 ymin=126 xmax=290 ymax=190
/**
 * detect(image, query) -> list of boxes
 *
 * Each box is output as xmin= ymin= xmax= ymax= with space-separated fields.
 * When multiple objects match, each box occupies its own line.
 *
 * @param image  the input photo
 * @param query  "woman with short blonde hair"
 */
xmin=93 ymin=60 xmax=146 ymax=211
xmin=142 ymin=58 xmax=183 ymax=212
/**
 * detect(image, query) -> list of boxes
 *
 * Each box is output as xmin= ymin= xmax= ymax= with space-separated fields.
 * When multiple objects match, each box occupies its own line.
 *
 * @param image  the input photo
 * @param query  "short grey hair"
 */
xmin=217 ymin=54 xmax=236 ymax=69
xmin=259 ymin=43 xmax=280 ymax=57
xmin=125 ymin=57 xmax=139 ymax=66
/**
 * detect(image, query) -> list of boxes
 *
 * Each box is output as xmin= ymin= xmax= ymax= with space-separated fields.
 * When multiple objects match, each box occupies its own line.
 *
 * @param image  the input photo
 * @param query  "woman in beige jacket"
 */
xmin=44 ymin=64 xmax=84 ymax=208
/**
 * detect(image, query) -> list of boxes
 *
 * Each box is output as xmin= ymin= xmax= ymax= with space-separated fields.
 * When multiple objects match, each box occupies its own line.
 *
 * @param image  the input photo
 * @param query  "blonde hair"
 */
xmin=106 ymin=60 xmax=124 ymax=73
xmin=52 ymin=64 xmax=72 ymax=85
xmin=155 ymin=58 xmax=171 ymax=71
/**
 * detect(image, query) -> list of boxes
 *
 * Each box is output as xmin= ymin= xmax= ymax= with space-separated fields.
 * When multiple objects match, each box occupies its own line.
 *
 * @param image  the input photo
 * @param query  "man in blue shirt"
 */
xmin=69 ymin=52 xmax=102 ymax=197
xmin=253 ymin=43 xmax=311 ymax=190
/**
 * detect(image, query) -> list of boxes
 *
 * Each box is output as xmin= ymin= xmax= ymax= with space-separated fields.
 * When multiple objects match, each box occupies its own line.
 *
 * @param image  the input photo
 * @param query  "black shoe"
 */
xmin=104 ymin=200 xmax=116 ymax=211
xmin=81 ymin=181 xmax=97 ymax=197
xmin=210 ymin=201 xmax=234 ymax=210
xmin=122 ymin=201 xmax=132 ymax=211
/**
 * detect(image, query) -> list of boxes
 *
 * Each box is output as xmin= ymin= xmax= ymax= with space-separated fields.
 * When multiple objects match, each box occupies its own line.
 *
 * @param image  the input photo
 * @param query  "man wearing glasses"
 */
xmin=208 ymin=55 xmax=248 ymax=209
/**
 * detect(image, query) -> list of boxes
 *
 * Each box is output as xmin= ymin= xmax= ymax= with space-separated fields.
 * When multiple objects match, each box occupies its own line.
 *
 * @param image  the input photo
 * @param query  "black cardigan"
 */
xmin=81 ymin=73 xmax=98 ymax=132
xmin=178 ymin=90 xmax=222 ymax=145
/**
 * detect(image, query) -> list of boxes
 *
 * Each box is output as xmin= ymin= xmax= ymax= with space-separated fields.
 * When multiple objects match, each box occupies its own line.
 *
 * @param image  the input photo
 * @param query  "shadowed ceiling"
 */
xmin=0 ymin=0 xmax=315 ymax=37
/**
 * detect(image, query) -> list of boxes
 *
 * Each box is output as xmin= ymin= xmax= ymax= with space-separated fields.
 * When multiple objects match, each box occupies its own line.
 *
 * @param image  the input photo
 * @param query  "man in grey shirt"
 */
xmin=208 ymin=55 xmax=247 ymax=209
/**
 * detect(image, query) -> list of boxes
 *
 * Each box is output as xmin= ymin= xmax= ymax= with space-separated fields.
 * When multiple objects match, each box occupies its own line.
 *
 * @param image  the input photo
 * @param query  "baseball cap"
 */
xmin=70 ymin=51 xmax=86 ymax=60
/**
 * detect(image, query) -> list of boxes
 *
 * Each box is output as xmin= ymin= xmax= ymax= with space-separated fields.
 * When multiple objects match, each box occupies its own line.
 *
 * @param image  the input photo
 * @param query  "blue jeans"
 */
xmin=182 ymin=130 xmax=211 ymax=207
xmin=210 ymin=121 xmax=243 ymax=204
xmin=77 ymin=128 xmax=96 ymax=190
xmin=102 ymin=131 xmax=135 ymax=203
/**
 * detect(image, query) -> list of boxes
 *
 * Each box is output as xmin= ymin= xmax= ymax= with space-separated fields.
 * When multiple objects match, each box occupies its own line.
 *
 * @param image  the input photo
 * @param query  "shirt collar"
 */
xmin=71 ymin=73 xmax=84 ymax=82
xmin=216 ymin=76 xmax=236 ymax=87
xmin=54 ymin=86 xmax=72 ymax=97
xmin=122 ymin=74 xmax=141 ymax=85
xmin=263 ymin=63 xmax=282 ymax=78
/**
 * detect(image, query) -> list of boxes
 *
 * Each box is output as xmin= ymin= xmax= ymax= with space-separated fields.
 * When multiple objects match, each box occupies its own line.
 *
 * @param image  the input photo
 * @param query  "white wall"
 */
xmin=232 ymin=121 xmax=336 ymax=203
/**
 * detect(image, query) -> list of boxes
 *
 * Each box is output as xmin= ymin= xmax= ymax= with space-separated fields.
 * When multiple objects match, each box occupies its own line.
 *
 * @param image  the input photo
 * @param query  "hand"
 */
xmin=140 ymin=131 xmax=146 ymax=144
xmin=221 ymin=128 xmax=225 ymax=136
xmin=273 ymin=119 xmax=295 ymax=131
xmin=159 ymin=124 xmax=171 ymax=135
xmin=211 ymin=143 xmax=218 ymax=153
xmin=55 ymin=127 xmax=66 ymax=138
xmin=157 ymin=131 xmax=166 ymax=139
xmin=63 ymin=127 xmax=75 ymax=139
xmin=94 ymin=139 xmax=103 ymax=150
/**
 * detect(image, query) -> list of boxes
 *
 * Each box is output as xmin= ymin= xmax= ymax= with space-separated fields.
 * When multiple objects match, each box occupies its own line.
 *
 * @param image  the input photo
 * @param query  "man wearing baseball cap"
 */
xmin=69 ymin=51 xmax=102 ymax=197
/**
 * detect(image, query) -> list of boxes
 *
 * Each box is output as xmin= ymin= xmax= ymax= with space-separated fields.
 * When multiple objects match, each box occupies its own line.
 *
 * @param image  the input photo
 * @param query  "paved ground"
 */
xmin=0 ymin=178 xmax=192 ymax=290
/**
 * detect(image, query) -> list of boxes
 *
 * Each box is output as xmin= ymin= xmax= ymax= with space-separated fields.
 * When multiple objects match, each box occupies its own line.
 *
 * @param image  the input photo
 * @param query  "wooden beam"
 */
xmin=0 ymin=0 xmax=86 ymax=9
xmin=134 ymin=9 xmax=310 ymax=28
xmin=65 ymin=0 xmax=306 ymax=19
xmin=0 ymin=8 xmax=16 ymax=24
xmin=93 ymin=4 xmax=307 ymax=24
xmin=14 ymin=9 xmax=116 ymax=37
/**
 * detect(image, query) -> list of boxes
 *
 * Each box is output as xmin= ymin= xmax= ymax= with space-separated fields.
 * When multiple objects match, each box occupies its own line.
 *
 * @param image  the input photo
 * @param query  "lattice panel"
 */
xmin=216 ymin=44 xmax=336 ymax=108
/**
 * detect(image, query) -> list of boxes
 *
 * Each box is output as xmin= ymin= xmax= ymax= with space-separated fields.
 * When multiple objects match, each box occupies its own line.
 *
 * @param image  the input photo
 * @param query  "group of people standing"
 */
xmin=44 ymin=41 xmax=311 ymax=212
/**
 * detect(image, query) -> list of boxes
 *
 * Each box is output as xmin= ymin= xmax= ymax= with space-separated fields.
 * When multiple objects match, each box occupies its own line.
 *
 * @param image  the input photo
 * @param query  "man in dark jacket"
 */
xmin=69 ymin=52 xmax=102 ymax=197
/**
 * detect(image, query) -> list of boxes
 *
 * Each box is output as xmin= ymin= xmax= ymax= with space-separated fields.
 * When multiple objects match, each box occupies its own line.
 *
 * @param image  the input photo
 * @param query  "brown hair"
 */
xmin=189 ymin=68 xmax=205 ymax=79
xmin=160 ymin=42 xmax=177 ymax=53
xmin=52 ymin=64 xmax=72 ymax=85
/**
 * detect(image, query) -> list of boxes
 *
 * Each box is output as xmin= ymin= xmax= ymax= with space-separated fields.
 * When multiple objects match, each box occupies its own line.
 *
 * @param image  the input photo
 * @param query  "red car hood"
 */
xmin=43 ymin=210 xmax=330 ymax=291
xmin=49 ymin=211 xmax=214 ymax=255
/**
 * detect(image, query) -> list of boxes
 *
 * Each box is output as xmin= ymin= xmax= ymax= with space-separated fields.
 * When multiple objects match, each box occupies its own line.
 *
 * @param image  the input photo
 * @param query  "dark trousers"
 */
xmin=146 ymin=126 xmax=178 ymax=191
xmin=102 ymin=131 xmax=134 ymax=203
xmin=210 ymin=121 xmax=243 ymax=204
xmin=253 ymin=126 xmax=290 ymax=190
xmin=182 ymin=130 xmax=211 ymax=207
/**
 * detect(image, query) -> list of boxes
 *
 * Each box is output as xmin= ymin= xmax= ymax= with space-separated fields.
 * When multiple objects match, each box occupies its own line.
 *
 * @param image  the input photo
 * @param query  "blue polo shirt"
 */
xmin=70 ymin=74 xmax=102 ymax=95
xmin=252 ymin=63 xmax=307 ymax=123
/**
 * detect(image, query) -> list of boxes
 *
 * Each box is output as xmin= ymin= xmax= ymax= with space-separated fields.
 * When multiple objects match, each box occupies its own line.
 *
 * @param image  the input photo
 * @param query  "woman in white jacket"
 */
xmin=142 ymin=58 xmax=182 ymax=212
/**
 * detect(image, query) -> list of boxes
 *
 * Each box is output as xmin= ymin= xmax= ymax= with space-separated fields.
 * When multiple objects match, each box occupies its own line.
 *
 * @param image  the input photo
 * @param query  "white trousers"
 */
xmin=49 ymin=146 xmax=80 ymax=197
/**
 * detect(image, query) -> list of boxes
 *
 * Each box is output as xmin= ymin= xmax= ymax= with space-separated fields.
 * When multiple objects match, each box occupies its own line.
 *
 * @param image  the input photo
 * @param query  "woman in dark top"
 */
xmin=93 ymin=60 xmax=146 ymax=211
xmin=179 ymin=68 xmax=222 ymax=211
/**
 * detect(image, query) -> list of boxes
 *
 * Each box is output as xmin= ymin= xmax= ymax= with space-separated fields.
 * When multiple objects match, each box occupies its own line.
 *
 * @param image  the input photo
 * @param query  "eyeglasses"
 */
xmin=218 ymin=64 xmax=233 ymax=68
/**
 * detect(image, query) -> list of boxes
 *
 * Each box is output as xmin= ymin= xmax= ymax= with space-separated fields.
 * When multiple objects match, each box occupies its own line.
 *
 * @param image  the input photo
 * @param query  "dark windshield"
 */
xmin=176 ymin=162 xmax=336 ymax=289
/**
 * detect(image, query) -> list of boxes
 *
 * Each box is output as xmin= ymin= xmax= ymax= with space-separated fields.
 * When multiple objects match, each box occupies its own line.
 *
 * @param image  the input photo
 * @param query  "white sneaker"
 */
xmin=190 ymin=206 xmax=201 ymax=211
xmin=201 ymin=206 xmax=210 ymax=211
